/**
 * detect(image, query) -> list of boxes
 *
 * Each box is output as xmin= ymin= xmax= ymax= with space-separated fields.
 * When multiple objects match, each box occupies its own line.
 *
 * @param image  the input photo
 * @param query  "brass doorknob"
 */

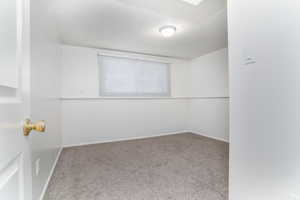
xmin=23 ymin=119 xmax=46 ymax=136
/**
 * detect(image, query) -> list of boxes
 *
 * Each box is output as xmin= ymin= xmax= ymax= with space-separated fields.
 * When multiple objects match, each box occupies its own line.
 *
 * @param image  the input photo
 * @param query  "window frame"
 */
xmin=98 ymin=53 xmax=172 ymax=97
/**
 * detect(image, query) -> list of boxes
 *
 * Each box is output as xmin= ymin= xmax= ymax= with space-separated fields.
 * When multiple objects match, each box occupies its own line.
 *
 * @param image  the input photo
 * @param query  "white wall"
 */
xmin=60 ymin=45 xmax=189 ymax=146
xmin=60 ymin=45 xmax=189 ymax=98
xmin=188 ymin=49 xmax=229 ymax=97
xmin=187 ymin=98 xmax=229 ymax=142
xmin=62 ymin=99 xmax=187 ymax=146
xmin=30 ymin=1 xmax=61 ymax=199
xmin=229 ymin=0 xmax=300 ymax=199
xmin=187 ymin=49 xmax=229 ymax=141
xmin=60 ymin=46 xmax=98 ymax=98
xmin=60 ymin=45 xmax=229 ymax=146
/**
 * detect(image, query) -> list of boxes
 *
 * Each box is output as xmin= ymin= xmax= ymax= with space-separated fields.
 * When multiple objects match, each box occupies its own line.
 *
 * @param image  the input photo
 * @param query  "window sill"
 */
xmin=60 ymin=96 xmax=230 ymax=100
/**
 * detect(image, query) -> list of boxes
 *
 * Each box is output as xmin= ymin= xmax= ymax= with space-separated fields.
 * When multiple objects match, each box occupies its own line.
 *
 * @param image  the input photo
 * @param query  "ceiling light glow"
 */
xmin=159 ymin=26 xmax=177 ymax=38
xmin=180 ymin=0 xmax=204 ymax=6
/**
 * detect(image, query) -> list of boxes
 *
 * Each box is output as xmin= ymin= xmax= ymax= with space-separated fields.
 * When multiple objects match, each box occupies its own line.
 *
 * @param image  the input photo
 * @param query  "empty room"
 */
xmin=1 ymin=0 xmax=300 ymax=200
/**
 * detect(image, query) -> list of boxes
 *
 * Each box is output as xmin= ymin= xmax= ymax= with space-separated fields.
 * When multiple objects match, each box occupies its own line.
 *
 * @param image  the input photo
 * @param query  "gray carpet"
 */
xmin=44 ymin=133 xmax=229 ymax=200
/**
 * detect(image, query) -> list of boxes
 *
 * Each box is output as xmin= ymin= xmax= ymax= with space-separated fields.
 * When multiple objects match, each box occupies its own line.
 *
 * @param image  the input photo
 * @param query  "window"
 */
xmin=98 ymin=55 xmax=170 ymax=97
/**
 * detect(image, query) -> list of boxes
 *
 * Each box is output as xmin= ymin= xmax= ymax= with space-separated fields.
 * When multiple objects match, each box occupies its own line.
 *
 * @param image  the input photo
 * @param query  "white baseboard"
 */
xmin=39 ymin=147 xmax=63 ymax=200
xmin=63 ymin=130 xmax=188 ymax=148
xmin=189 ymin=130 xmax=229 ymax=143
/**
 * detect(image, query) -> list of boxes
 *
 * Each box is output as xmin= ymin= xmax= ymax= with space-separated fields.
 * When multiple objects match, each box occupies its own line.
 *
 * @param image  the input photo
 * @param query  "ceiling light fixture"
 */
xmin=180 ymin=0 xmax=204 ymax=6
xmin=159 ymin=25 xmax=177 ymax=38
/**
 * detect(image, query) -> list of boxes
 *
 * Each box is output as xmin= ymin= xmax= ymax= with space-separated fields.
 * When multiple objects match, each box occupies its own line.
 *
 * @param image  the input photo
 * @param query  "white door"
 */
xmin=0 ymin=0 xmax=32 ymax=199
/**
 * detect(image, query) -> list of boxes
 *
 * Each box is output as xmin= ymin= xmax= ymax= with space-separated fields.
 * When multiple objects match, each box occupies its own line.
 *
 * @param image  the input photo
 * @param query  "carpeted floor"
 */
xmin=44 ymin=133 xmax=229 ymax=200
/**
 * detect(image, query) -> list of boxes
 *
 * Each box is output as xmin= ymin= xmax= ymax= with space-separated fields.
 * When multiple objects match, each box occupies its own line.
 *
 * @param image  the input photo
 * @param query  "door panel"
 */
xmin=0 ymin=0 xmax=18 ymax=88
xmin=0 ymin=0 xmax=31 ymax=199
xmin=0 ymin=154 xmax=23 ymax=200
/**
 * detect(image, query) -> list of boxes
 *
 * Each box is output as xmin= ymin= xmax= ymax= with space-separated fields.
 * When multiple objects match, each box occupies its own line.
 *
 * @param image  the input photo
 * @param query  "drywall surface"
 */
xmin=30 ymin=1 xmax=62 ymax=199
xmin=228 ymin=0 xmax=300 ymax=199
xmin=60 ymin=45 xmax=190 ymax=98
xmin=62 ymin=99 xmax=188 ymax=146
xmin=187 ymin=48 xmax=229 ymax=141
xmin=60 ymin=45 xmax=229 ymax=146
xmin=187 ymin=98 xmax=229 ymax=142
xmin=189 ymin=48 xmax=229 ymax=97
xmin=60 ymin=45 xmax=189 ymax=146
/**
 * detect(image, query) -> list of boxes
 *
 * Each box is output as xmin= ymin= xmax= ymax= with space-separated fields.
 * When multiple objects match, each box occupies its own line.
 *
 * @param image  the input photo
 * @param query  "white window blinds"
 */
xmin=99 ymin=55 xmax=170 ymax=97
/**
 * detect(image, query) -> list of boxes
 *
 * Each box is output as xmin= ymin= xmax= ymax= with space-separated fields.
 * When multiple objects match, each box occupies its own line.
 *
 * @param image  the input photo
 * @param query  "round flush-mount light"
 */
xmin=159 ymin=25 xmax=177 ymax=37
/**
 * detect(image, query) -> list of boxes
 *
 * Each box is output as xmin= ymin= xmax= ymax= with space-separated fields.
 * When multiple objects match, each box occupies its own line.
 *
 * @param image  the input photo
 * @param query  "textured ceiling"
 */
xmin=53 ymin=0 xmax=227 ymax=59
